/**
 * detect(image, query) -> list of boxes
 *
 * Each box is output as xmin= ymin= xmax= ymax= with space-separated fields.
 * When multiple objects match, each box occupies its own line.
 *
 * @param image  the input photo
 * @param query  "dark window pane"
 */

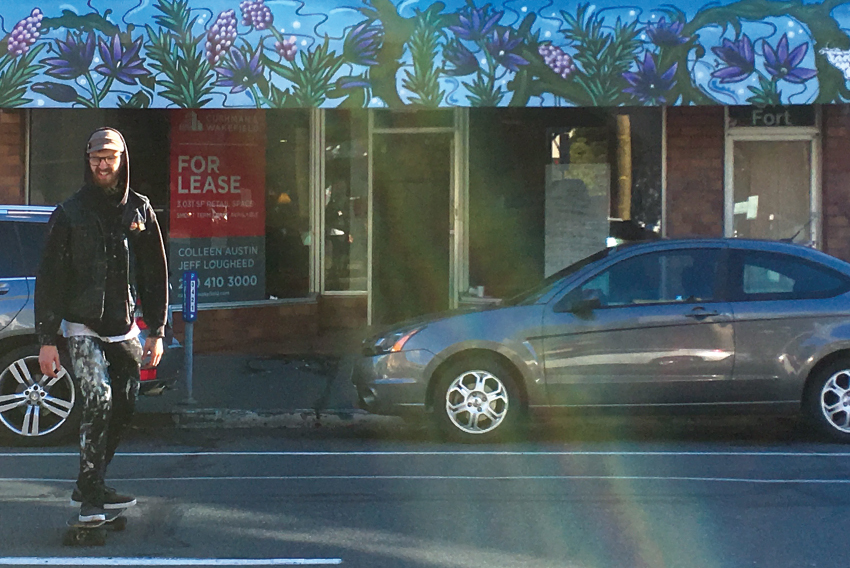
xmin=15 ymin=222 xmax=48 ymax=276
xmin=736 ymin=251 xmax=849 ymax=300
xmin=324 ymin=110 xmax=368 ymax=292
xmin=29 ymin=109 xmax=170 ymax=210
xmin=581 ymin=249 xmax=719 ymax=307
xmin=265 ymin=109 xmax=311 ymax=299
xmin=468 ymin=107 xmax=661 ymax=300
xmin=0 ymin=224 xmax=24 ymax=278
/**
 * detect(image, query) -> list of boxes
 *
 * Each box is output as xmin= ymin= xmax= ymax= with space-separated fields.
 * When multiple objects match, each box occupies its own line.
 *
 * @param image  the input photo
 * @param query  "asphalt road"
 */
xmin=1 ymin=417 xmax=849 ymax=568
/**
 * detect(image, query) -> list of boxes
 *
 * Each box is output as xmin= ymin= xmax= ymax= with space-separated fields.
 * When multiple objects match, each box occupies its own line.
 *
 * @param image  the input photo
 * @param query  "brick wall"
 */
xmin=822 ymin=105 xmax=850 ymax=262
xmin=172 ymin=300 xmax=320 ymax=355
xmin=171 ymin=295 xmax=368 ymax=355
xmin=0 ymin=110 xmax=24 ymax=204
xmin=665 ymin=106 xmax=725 ymax=237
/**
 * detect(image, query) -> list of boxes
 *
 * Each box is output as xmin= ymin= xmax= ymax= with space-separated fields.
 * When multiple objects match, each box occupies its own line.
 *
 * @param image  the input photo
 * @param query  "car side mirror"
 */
xmin=555 ymin=288 xmax=602 ymax=315
xmin=572 ymin=289 xmax=602 ymax=315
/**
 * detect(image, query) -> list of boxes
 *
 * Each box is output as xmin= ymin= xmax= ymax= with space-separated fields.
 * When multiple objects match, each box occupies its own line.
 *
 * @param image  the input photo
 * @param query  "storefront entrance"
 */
xmin=372 ymin=131 xmax=453 ymax=325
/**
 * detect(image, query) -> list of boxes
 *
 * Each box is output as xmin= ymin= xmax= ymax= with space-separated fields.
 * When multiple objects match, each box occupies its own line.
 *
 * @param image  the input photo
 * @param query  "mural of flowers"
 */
xmin=710 ymin=33 xmax=817 ymax=104
xmin=0 ymin=0 xmax=846 ymax=108
xmin=442 ymin=2 xmax=529 ymax=106
xmin=623 ymin=52 xmax=678 ymax=104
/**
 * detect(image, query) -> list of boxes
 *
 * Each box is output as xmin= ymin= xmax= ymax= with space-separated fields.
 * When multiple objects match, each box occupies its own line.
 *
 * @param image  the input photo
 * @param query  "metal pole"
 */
xmin=183 ymin=322 xmax=196 ymax=405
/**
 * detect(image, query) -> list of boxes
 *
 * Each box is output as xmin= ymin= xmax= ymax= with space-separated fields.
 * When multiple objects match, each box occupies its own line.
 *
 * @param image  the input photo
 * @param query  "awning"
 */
xmin=1 ymin=0 xmax=845 ymax=109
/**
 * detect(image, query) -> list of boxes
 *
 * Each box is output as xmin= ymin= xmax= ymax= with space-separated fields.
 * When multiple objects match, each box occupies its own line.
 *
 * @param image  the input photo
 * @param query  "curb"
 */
xmin=132 ymin=408 xmax=405 ymax=430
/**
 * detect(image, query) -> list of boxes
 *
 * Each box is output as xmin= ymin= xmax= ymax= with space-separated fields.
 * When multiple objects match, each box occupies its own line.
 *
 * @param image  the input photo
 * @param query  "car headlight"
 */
xmin=363 ymin=327 xmax=423 ymax=356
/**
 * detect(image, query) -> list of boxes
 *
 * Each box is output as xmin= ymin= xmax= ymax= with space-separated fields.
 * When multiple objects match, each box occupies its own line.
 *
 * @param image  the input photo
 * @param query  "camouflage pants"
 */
xmin=67 ymin=336 xmax=141 ymax=506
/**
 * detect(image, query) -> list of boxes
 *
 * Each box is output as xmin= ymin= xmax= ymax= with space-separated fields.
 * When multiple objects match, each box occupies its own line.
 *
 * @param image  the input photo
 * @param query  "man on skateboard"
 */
xmin=34 ymin=127 xmax=168 ymax=523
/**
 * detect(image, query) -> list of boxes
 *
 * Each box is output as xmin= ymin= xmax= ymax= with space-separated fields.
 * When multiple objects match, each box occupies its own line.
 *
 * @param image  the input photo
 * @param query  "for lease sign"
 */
xmin=169 ymin=110 xmax=267 ymax=304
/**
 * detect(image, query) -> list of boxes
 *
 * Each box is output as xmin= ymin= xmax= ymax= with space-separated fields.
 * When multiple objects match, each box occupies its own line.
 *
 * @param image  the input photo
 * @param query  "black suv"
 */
xmin=0 ymin=206 xmax=180 ymax=445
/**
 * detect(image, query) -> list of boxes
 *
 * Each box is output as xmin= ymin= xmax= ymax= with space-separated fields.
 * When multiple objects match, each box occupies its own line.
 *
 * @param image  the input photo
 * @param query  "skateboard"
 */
xmin=63 ymin=508 xmax=127 ymax=546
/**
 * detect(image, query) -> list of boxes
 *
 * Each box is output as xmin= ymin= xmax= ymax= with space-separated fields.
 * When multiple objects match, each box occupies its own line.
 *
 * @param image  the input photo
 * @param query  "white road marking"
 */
xmin=2 ymin=475 xmax=850 ymax=484
xmin=0 ymin=559 xmax=341 ymax=566
xmin=2 ymin=450 xmax=850 ymax=458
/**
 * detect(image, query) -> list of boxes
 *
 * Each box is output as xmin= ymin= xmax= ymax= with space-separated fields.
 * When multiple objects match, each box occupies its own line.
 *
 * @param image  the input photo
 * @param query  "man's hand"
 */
xmin=142 ymin=336 xmax=164 ymax=368
xmin=38 ymin=345 xmax=62 ymax=378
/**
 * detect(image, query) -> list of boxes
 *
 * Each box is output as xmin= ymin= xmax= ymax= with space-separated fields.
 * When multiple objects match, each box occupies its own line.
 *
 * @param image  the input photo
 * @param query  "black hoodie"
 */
xmin=34 ymin=127 xmax=168 ymax=345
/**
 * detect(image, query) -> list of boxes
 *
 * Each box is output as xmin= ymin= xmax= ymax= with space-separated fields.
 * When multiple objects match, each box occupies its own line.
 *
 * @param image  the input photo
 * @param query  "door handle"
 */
xmin=0 ymin=284 xmax=8 ymax=296
xmin=685 ymin=307 xmax=719 ymax=320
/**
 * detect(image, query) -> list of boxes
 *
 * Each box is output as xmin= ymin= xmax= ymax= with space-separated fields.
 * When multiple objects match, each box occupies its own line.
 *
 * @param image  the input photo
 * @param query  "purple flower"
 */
xmin=710 ymin=35 xmax=755 ymax=83
xmin=206 ymin=10 xmax=238 ymax=66
xmin=645 ymin=17 xmax=688 ymax=47
xmin=343 ymin=22 xmax=383 ymax=66
xmin=485 ymin=30 xmax=529 ymax=72
xmin=539 ymin=43 xmax=577 ymax=79
xmin=622 ymin=52 xmax=678 ymax=104
xmin=7 ymin=8 xmax=42 ymax=57
xmin=214 ymin=47 xmax=264 ymax=93
xmin=240 ymin=0 xmax=274 ymax=30
xmin=94 ymin=35 xmax=150 ymax=85
xmin=449 ymin=4 xmax=503 ymax=43
xmin=763 ymin=34 xmax=817 ymax=84
xmin=275 ymin=36 xmax=297 ymax=62
xmin=43 ymin=32 xmax=95 ymax=80
xmin=443 ymin=39 xmax=478 ymax=76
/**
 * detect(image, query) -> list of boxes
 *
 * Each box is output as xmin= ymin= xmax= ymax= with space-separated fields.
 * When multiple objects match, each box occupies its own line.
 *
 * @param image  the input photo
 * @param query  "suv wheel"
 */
xmin=0 ymin=345 xmax=81 ymax=446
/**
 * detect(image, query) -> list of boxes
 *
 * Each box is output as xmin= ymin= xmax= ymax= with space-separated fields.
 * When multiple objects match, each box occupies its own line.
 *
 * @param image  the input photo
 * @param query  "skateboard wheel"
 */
xmin=110 ymin=516 xmax=127 ymax=531
xmin=62 ymin=527 xmax=106 ymax=546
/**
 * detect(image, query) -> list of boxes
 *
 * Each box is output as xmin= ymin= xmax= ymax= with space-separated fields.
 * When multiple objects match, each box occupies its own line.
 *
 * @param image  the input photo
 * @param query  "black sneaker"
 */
xmin=79 ymin=503 xmax=106 ymax=523
xmin=71 ymin=487 xmax=136 ymax=509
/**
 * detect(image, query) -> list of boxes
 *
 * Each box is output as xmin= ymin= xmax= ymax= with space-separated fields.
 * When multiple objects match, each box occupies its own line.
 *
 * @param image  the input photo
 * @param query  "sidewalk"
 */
xmin=132 ymin=351 xmax=401 ymax=431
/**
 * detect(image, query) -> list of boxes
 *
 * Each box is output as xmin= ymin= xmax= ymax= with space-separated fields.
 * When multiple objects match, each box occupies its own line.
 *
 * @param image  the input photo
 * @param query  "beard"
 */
xmin=93 ymin=169 xmax=121 ymax=193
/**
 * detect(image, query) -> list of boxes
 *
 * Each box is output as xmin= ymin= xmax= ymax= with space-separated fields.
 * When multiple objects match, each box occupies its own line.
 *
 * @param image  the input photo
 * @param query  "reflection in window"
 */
xmin=738 ymin=252 xmax=848 ymax=299
xmin=579 ymin=250 xmax=718 ymax=307
xmin=265 ymin=110 xmax=311 ymax=299
xmin=324 ymin=110 xmax=368 ymax=292
xmin=468 ymin=108 xmax=662 ymax=301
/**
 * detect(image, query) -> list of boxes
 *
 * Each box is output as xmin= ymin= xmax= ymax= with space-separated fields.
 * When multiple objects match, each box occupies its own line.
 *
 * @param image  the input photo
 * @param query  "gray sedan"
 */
xmin=354 ymin=238 xmax=850 ymax=442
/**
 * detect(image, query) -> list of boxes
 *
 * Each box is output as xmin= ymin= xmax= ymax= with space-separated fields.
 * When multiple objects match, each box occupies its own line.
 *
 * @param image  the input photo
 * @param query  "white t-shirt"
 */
xmin=61 ymin=320 xmax=140 ymax=343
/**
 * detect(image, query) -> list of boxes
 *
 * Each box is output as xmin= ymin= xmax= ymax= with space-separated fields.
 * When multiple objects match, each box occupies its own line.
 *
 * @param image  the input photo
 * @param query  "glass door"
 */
xmin=725 ymin=120 xmax=820 ymax=246
xmin=371 ymin=129 xmax=454 ymax=325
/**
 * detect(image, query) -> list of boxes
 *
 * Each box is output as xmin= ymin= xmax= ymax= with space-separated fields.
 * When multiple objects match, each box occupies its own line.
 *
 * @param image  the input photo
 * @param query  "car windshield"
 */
xmin=503 ymin=246 xmax=614 ymax=306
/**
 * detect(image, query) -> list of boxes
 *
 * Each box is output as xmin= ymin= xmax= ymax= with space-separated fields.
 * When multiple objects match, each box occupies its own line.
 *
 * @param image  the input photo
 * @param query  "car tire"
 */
xmin=804 ymin=358 xmax=850 ymax=442
xmin=432 ymin=355 xmax=526 ymax=443
xmin=0 ymin=344 xmax=81 ymax=446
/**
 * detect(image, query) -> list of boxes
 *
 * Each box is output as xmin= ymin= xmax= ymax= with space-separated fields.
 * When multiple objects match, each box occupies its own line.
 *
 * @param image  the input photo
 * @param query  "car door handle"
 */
xmin=685 ymin=307 xmax=719 ymax=320
xmin=0 ymin=284 xmax=8 ymax=296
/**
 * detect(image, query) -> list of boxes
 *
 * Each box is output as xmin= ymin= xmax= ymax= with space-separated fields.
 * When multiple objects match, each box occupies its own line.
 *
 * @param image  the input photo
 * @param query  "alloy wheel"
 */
xmin=819 ymin=368 xmax=850 ymax=434
xmin=445 ymin=369 xmax=509 ymax=435
xmin=0 ymin=355 xmax=76 ymax=438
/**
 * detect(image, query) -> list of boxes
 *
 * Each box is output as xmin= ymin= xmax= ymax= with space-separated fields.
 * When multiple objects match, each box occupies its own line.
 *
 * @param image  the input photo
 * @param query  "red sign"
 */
xmin=169 ymin=110 xmax=266 ymax=239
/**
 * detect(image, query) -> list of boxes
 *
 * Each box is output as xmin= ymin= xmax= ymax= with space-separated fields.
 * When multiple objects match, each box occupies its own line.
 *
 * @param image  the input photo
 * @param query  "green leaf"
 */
xmin=400 ymin=9 xmax=445 ymax=107
xmin=118 ymin=91 xmax=152 ymax=108
xmin=0 ymin=44 xmax=46 ymax=107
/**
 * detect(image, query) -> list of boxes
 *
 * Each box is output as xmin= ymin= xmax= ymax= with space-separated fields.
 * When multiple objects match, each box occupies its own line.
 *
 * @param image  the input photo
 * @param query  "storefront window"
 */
xmin=30 ymin=108 xmax=313 ymax=305
xmin=468 ymin=107 xmax=661 ymax=299
xmin=324 ymin=110 xmax=368 ymax=292
xmin=265 ymin=110 xmax=312 ymax=299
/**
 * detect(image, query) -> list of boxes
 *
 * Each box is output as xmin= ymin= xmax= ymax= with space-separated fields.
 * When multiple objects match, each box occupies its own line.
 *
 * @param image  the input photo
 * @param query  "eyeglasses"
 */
xmin=88 ymin=155 xmax=120 ymax=166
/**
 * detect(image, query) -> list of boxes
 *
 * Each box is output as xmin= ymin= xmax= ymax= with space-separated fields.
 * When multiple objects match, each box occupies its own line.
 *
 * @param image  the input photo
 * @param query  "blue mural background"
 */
xmin=0 ymin=0 xmax=848 ymax=108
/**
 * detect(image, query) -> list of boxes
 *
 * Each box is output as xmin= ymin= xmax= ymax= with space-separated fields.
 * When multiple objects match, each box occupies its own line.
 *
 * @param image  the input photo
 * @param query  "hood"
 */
xmin=83 ymin=127 xmax=131 ymax=205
